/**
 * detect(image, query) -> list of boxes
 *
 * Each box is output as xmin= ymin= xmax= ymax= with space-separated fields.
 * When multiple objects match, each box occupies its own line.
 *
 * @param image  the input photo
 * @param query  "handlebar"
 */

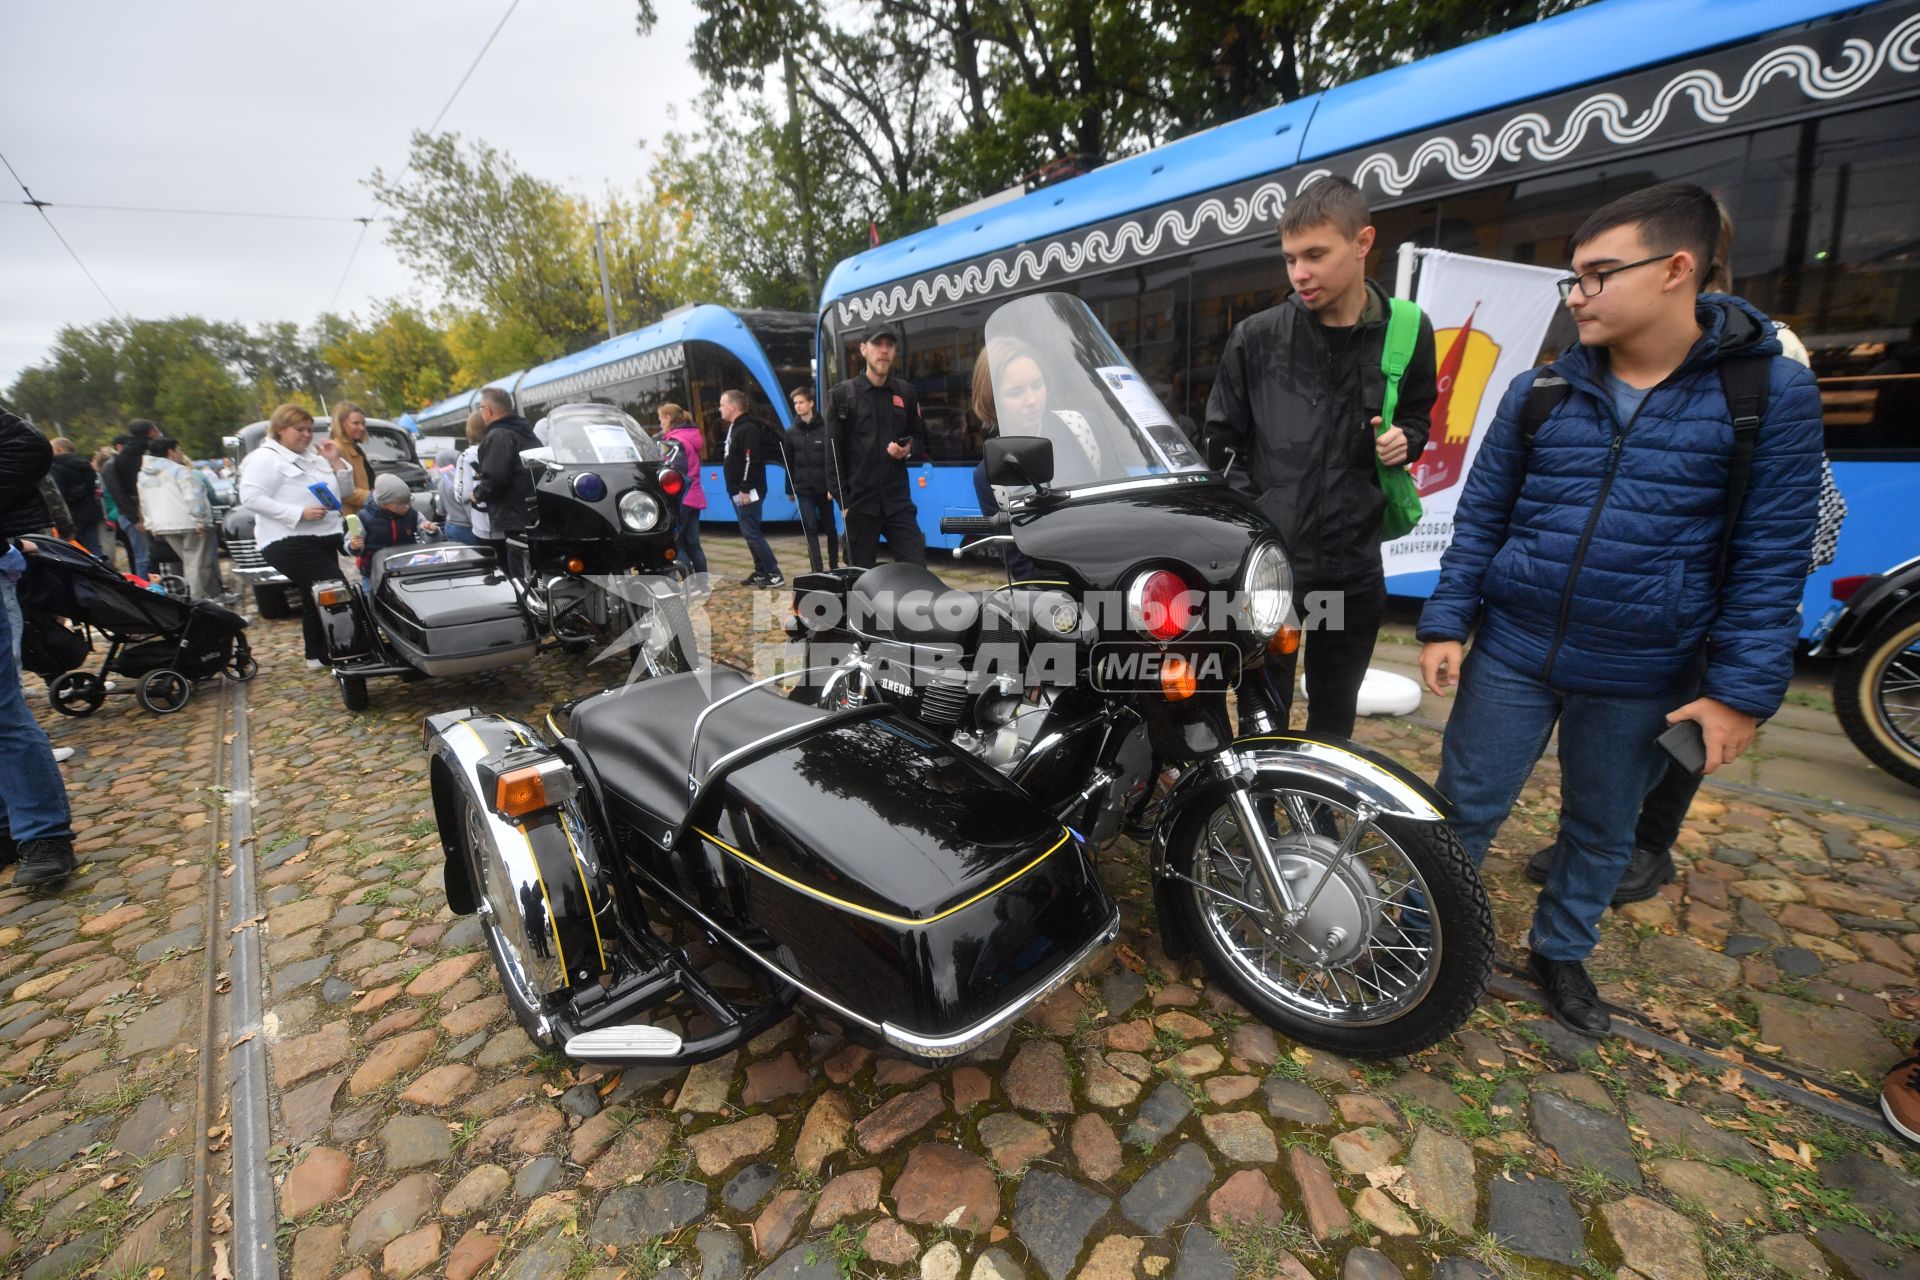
xmin=940 ymin=514 xmax=1010 ymax=535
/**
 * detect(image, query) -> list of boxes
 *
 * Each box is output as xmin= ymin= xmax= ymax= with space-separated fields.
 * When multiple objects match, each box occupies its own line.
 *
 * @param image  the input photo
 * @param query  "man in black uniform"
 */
xmin=828 ymin=322 xmax=928 ymax=568
xmin=1205 ymin=176 xmax=1436 ymax=738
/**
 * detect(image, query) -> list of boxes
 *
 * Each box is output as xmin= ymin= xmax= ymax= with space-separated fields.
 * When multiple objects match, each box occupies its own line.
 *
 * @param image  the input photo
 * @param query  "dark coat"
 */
xmin=722 ymin=414 xmax=778 ymax=500
xmin=50 ymin=453 xmax=103 ymax=530
xmin=472 ymin=414 xmax=541 ymax=534
xmin=1204 ymin=278 xmax=1436 ymax=584
xmin=0 ymin=409 xmax=54 ymax=538
xmin=784 ymin=413 xmax=833 ymax=497
xmin=826 ymin=375 xmax=928 ymax=515
xmin=104 ymin=439 xmax=145 ymax=523
xmin=1417 ymin=295 xmax=1823 ymax=720
xmin=355 ymin=497 xmax=421 ymax=574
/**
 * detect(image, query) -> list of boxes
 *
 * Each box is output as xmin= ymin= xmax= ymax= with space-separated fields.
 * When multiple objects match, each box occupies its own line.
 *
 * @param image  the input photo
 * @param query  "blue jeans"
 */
xmin=119 ymin=519 xmax=150 ymax=578
xmin=675 ymin=505 xmax=707 ymax=575
xmin=1438 ymin=649 xmax=1673 ymax=962
xmin=794 ymin=492 xmax=838 ymax=572
xmin=735 ymin=500 xmax=780 ymax=578
xmin=0 ymin=577 xmax=74 ymax=845
xmin=443 ymin=523 xmax=482 ymax=546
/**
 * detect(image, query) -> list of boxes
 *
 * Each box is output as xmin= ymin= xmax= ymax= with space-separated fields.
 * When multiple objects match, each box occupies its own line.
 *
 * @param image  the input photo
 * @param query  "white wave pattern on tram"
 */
xmin=834 ymin=12 xmax=1920 ymax=327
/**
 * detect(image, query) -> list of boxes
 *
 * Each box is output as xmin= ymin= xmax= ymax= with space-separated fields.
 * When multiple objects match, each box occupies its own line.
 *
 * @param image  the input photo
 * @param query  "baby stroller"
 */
xmin=14 ymin=534 xmax=255 ymax=716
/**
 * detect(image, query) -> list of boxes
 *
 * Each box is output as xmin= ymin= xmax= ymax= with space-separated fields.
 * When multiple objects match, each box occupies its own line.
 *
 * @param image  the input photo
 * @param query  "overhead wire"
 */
xmin=1 ymin=148 xmax=126 ymax=322
xmin=22 ymin=201 xmax=374 ymax=224
xmin=327 ymin=0 xmax=523 ymax=313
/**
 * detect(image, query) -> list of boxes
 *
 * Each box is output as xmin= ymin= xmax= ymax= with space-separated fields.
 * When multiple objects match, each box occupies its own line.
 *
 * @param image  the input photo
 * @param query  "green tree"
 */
xmin=322 ymin=302 xmax=462 ymax=416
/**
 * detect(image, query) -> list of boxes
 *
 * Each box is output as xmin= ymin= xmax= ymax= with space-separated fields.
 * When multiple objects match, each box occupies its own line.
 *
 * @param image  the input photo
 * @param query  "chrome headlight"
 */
xmin=617 ymin=490 xmax=662 ymax=532
xmin=1239 ymin=543 xmax=1292 ymax=639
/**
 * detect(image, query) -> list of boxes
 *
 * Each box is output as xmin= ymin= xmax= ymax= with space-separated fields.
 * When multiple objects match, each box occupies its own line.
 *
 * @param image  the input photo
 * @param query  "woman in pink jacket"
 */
xmin=658 ymin=404 xmax=707 ymax=580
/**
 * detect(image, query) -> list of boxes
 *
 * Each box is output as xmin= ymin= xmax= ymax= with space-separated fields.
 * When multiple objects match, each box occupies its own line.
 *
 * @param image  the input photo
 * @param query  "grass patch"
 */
xmin=806 ymin=1222 xmax=869 ymax=1278
xmin=1211 ymin=1212 xmax=1323 ymax=1270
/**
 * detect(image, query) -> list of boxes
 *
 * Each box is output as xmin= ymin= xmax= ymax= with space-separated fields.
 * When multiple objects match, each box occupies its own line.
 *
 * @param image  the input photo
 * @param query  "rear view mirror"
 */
xmin=985 ymin=436 xmax=1054 ymax=488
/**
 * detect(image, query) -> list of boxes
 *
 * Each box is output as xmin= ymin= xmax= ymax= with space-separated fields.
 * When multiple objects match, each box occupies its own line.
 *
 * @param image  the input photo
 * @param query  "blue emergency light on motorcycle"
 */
xmin=571 ymin=472 xmax=607 ymax=502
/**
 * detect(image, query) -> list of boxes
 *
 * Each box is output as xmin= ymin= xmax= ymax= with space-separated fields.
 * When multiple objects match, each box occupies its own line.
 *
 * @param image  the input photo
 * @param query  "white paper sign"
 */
xmin=1384 ymin=249 xmax=1567 ymax=579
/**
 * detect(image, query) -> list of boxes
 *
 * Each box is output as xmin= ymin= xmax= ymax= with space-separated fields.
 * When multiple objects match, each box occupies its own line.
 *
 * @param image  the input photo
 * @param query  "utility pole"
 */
xmin=593 ymin=221 xmax=618 ymax=339
xmin=782 ymin=46 xmax=820 ymax=298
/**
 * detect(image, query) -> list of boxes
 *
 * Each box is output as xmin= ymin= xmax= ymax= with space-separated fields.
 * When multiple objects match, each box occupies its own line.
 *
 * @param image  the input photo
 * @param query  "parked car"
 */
xmin=221 ymin=416 xmax=437 ymax=619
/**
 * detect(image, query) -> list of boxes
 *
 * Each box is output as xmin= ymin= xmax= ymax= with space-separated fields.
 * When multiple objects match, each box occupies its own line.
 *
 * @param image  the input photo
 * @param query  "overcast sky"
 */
xmin=1 ymin=0 xmax=702 ymax=389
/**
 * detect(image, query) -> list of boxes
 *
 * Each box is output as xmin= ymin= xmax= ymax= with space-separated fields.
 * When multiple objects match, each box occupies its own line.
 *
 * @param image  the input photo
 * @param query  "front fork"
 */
xmin=1196 ymin=747 xmax=1380 ymax=965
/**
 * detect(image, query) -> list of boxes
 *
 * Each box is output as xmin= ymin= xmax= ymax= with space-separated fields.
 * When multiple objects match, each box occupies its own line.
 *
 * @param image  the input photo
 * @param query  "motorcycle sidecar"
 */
xmin=426 ymin=667 xmax=1120 ymax=1066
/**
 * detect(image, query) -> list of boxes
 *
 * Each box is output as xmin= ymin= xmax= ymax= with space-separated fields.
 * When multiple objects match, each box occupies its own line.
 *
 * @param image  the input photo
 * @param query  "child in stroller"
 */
xmin=14 ymin=535 xmax=255 ymax=716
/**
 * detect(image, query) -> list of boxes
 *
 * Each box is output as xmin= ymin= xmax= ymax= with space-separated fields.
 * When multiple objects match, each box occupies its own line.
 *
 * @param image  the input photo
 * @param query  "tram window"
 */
xmin=898 ymin=316 xmax=983 ymax=462
xmin=685 ymin=341 xmax=769 ymax=457
xmin=591 ymin=368 xmax=692 ymax=429
xmin=1735 ymin=103 xmax=1919 ymax=457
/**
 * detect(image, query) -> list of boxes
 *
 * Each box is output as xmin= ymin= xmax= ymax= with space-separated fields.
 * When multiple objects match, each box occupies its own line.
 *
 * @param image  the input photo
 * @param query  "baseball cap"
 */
xmin=863 ymin=321 xmax=900 ymax=343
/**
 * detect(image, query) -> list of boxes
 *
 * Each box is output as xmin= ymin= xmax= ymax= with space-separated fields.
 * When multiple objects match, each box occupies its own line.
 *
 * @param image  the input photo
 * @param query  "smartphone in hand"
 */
xmin=1657 ymin=720 xmax=1708 ymax=776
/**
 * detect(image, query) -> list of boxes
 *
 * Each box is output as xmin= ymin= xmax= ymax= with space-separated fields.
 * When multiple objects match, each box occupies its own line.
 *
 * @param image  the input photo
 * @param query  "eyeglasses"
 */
xmin=1557 ymin=252 xmax=1676 ymax=300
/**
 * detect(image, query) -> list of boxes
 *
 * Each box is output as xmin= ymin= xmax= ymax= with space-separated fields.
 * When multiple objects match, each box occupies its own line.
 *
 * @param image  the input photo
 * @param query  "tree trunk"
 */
xmin=781 ymin=45 xmax=821 ymax=295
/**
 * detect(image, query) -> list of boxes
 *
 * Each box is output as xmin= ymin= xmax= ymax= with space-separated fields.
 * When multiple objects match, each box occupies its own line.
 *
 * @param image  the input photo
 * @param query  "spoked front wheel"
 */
xmin=1167 ymin=777 xmax=1492 ymax=1058
xmin=1834 ymin=613 xmax=1920 ymax=789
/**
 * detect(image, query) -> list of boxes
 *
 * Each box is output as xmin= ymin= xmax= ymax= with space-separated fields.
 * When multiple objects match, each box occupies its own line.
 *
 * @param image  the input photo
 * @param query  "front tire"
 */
xmin=1834 ymin=612 xmax=1920 ymax=789
xmin=252 ymin=585 xmax=297 ymax=620
xmin=338 ymin=673 xmax=369 ymax=712
xmin=1167 ymin=777 xmax=1493 ymax=1058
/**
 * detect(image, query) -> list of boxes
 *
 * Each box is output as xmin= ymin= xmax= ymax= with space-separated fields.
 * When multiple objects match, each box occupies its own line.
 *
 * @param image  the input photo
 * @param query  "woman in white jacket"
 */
xmin=454 ymin=410 xmax=492 ymax=547
xmin=238 ymin=403 xmax=352 ymax=668
xmin=136 ymin=436 xmax=218 ymax=599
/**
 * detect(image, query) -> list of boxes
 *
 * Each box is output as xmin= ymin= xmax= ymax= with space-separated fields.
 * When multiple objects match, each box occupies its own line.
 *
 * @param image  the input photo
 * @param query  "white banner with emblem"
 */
xmin=1383 ymin=247 xmax=1567 ymax=578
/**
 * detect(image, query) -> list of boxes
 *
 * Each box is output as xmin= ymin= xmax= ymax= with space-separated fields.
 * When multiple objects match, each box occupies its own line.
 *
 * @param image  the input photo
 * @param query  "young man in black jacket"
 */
xmin=721 ymin=389 xmax=784 ymax=586
xmin=827 ymin=322 xmax=929 ymax=568
xmin=786 ymin=386 xmax=838 ymax=572
xmin=471 ymin=387 xmax=541 ymax=575
xmin=1205 ymin=176 xmax=1436 ymax=738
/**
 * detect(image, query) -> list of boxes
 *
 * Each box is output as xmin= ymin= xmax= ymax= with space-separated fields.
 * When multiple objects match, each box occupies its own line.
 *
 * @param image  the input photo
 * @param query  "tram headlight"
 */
xmin=1239 ymin=543 xmax=1292 ymax=640
xmin=618 ymin=490 xmax=663 ymax=532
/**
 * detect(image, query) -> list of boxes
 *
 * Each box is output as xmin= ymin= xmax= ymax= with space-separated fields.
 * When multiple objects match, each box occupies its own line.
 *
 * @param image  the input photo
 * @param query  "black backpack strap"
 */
xmin=1520 ymin=371 xmax=1573 ymax=451
xmin=1712 ymin=354 xmax=1771 ymax=592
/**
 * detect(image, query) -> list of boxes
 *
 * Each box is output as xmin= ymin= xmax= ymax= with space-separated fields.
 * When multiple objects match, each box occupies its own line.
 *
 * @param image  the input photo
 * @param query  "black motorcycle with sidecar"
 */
xmin=420 ymin=295 xmax=1488 ymax=1067
xmin=314 ymin=404 xmax=692 ymax=710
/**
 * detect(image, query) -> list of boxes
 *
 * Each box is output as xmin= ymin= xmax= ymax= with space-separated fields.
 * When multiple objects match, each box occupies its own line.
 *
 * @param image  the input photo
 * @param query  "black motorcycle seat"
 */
xmin=567 ymin=668 xmax=828 ymax=828
xmin=847 ymin=562 xmax=982 ymax=647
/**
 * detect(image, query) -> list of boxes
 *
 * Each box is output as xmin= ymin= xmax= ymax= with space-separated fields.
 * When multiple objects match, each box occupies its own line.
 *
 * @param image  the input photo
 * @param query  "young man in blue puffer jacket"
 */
xmin=1417 ymin=182 xmax=1822 ymax=1038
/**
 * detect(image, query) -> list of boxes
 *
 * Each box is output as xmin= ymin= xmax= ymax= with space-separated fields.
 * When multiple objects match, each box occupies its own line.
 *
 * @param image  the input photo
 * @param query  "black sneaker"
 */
xmin=1525 ymin=845 xmax=1554 ymax=884
xmin=765 ymin=573 xmax=786 ymax=587
xmin=1526 ymin=843 xmax=1675 ymax=908
xmin=0 ymin=830 xmax=15 ymax=869
xmin=1527 ymin=949 xmax=1612 ymax=1038
xmin=741 ymin=573 xmax=769 ymax=587
xmin=13 ymin=838 xmax=76 ymax=888
xmin=1609 ymin=845 xmax=1676 ymax=905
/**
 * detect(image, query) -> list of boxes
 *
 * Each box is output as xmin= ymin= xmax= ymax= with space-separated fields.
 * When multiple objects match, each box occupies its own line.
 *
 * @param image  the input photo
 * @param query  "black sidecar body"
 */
xmin=318 ymin=543 xmax=540 ymax=710
xmin=425 ymin=666 xmax=1119 ymax=1066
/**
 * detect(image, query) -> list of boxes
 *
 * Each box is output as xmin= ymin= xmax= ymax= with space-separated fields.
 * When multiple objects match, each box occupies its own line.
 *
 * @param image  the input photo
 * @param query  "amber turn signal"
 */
xmin=1160 ymin=654 xmax=1197 ymax=702
xmin=1269 ymin=625 xmax=1301 ymax=656
xmin=315 ymin=586 xmax=350 ymax=608
xmin=566 ymin=556 xmax=586 ymax=575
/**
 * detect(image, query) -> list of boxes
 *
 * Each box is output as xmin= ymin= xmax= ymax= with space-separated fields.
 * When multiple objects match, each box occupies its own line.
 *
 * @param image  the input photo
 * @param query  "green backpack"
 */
xmin=1375 ymin=296 xmax=1426 ymax=542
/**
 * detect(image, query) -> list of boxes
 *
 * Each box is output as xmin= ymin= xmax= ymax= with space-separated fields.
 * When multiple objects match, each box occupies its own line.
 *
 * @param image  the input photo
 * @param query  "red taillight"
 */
xmin=1831 ymin=574 xmax=1870 ymax=602
xmin=1128 ymin=570 xmax=1194 ymax=642
xmin=659 ymin=469 xmax=685 ymax=497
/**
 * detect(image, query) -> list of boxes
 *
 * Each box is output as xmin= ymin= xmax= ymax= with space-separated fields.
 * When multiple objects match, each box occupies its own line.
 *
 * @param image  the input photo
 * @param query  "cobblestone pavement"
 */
xmin=3 ymin=530 xmax=1916 ymax=1280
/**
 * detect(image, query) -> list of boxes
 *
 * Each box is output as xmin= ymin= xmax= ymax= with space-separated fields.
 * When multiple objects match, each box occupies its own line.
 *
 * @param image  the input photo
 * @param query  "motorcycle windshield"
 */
xmin=539 ymin=404 xmax=664 ymax=465
xmin=982 ymin=293 xmax=1208 ymax=492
